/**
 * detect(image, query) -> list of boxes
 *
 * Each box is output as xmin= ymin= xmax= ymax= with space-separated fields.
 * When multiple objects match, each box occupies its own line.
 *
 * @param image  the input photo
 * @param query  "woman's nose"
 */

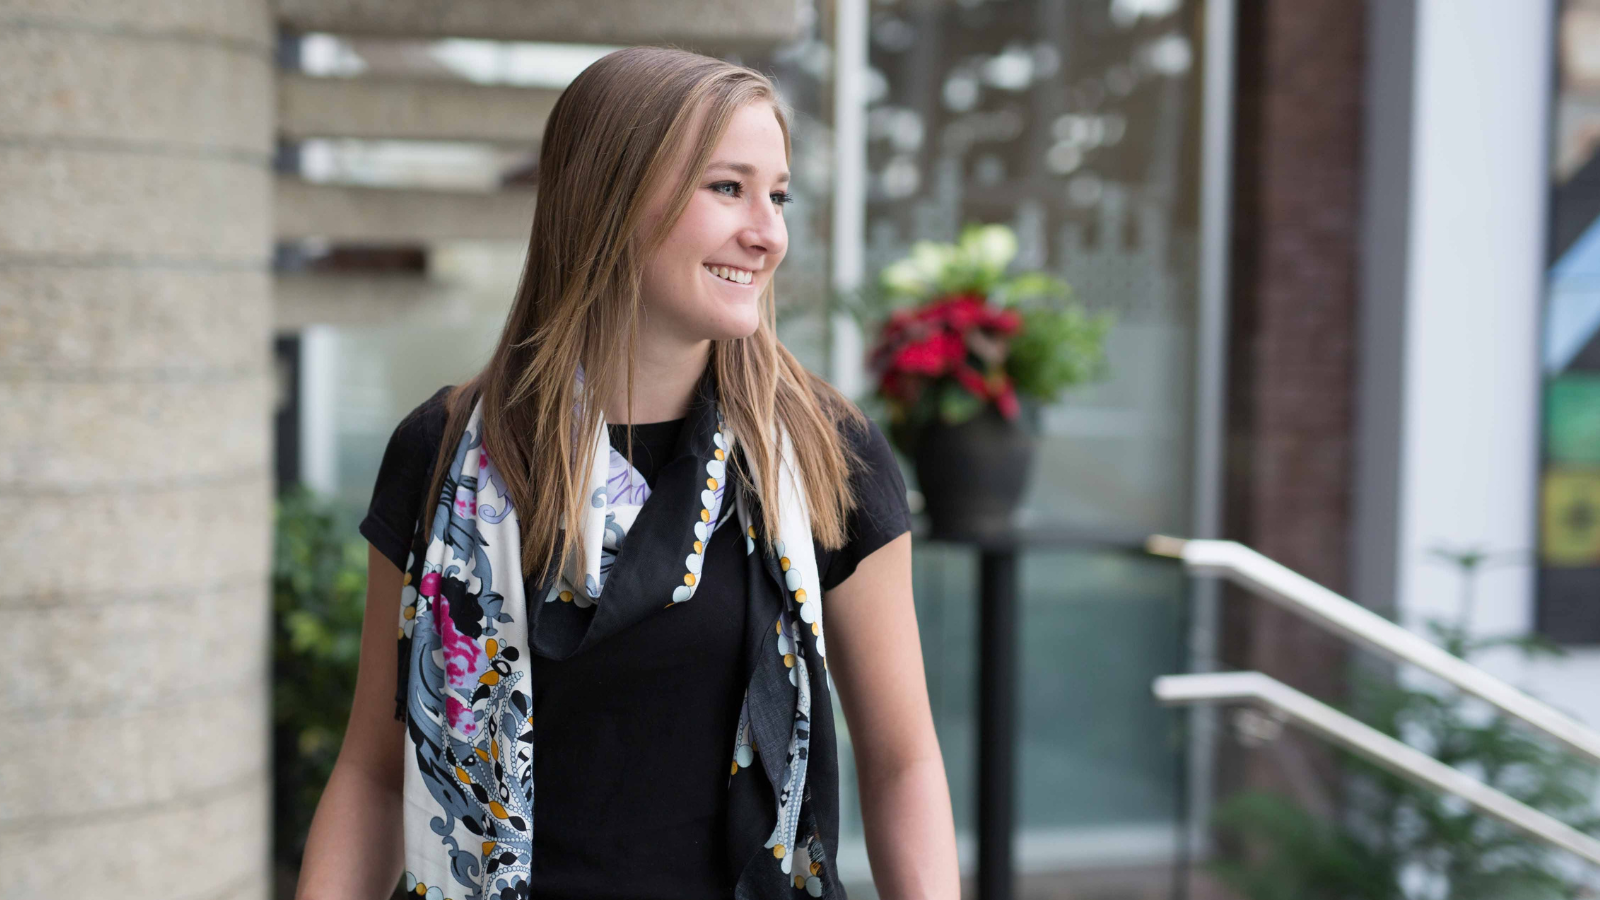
xmin=739 ymin=200 xmax=785 ymax=256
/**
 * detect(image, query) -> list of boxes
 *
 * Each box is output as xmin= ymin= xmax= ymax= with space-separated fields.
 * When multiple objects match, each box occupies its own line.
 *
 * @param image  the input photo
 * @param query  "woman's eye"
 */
xmin=711 ymin=181 xmax=742 ymax=197
xmin=771 ymin=191 xmax=794 ymax=207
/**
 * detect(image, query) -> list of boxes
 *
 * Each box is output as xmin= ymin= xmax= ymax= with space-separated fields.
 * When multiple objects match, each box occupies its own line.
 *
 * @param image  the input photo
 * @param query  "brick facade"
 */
xmin=1221 ymin=0 xmax=1366 ymax=811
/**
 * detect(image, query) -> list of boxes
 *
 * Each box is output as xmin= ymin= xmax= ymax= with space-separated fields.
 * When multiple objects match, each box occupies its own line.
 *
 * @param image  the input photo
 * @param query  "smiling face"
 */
xmin=636 ymin=100 xmax=791 ymax=348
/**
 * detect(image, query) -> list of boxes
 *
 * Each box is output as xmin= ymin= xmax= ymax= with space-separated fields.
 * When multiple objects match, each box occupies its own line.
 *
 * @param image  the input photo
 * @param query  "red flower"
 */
xmin=890 ymin=330 xmax=965 ymax=375
xmin=869 ymin=291 xmax=1029 ymax=425
xmin=953 ymin=364 xmax=990 ymax=399
xmin=877 ymin=307 xmax=917 ymax=346
xmin=945 ymin=296 xmax=986 ymax=331
xmin=913 ymin=294 xmax=984 ymax=331
xmin=877 ymin=370 xmax=919 ymax=404
xmin=985 ymin=308 xmax=1023 ymax=335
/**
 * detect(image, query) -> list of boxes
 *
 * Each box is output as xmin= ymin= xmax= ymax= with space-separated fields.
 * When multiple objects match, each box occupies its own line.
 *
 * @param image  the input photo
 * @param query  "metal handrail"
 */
xmin=1148 ymin=536 xmax=1600 ymax=766
xmin=1154 ymin=672 xmax=1600 ymax=865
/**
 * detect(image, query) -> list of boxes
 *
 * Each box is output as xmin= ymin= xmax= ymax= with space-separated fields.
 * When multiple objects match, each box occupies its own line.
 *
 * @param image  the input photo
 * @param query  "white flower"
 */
xmin=880 ymin=240 xmax=955 ymax=296
xmin=963 ymin=223 xmax=1018 ymax=271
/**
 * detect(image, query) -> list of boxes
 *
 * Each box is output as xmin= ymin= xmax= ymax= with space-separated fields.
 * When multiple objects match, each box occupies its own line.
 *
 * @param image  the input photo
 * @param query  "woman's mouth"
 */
xmin=703 ymin=263 xmax=754 ymax=286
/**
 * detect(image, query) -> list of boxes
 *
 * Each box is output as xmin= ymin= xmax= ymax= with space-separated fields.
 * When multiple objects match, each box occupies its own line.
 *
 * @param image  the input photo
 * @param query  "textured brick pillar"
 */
xmin=0 ymin=2 xmax=275 ymax=897
xmin=1220 ymin=0 xmax=1365 ymax=813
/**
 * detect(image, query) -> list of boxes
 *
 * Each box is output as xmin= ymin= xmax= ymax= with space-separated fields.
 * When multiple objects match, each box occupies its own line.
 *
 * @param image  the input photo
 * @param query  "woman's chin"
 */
xmin=700 ymin=295 xmax=762 ymax=340
xmin=706 ymin=314 xmax=761 ymax=342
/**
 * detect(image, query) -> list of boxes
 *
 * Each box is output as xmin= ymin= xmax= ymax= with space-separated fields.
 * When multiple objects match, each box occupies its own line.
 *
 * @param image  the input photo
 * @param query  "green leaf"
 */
xmin=270 ymin=483 xmax=374 ymax=866
xmin=936 ymin=380 xmax=984 ymax=425
xmin=1004 ymin=305 xmax=1114 ymax=402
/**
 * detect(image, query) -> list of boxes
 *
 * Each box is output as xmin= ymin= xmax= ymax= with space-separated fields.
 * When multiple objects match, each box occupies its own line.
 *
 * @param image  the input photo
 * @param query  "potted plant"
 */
xmin=862 ymin=223 xmax=1112 ymax=538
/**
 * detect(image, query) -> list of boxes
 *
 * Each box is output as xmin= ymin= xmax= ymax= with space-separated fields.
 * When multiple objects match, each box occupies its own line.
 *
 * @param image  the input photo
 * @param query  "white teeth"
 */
xmin=705 ymin=264 xmax=752 ymax=285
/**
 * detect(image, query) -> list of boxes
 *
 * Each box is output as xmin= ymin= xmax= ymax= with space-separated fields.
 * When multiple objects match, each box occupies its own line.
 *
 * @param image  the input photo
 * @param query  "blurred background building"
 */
xmin=4 ymin=0 xmax=1598 ymax=898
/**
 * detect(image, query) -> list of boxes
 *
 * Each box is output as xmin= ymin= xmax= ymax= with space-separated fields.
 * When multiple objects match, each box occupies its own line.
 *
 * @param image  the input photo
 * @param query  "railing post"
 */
xmin=976 ymin=548 xmax=1019 ymax=900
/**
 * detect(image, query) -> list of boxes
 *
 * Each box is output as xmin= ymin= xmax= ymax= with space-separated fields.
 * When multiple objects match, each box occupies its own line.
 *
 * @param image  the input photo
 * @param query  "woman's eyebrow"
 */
xmin=706 ymin=160 xmax=790 ymax=184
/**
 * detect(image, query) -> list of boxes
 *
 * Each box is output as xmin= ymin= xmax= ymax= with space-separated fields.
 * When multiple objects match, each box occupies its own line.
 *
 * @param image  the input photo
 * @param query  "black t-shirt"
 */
xmin=359 ymin=385 xmax=911 ymax=900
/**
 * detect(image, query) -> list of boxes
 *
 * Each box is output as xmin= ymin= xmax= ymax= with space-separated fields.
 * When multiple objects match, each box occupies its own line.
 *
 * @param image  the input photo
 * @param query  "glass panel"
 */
xmin=1016 ymin=549 xmax=1185 ymax=832
xmin=863 ymin=0 xmax=1202 ymax=536
xmin=831 ymin=543 xmax=1187 ymax=891
xmin=836 ymin=0 xmax=1207 ymax=887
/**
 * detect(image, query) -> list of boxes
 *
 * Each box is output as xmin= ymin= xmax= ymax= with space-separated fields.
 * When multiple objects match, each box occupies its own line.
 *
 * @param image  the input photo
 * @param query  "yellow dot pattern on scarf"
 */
xmin=675 ymin=426 xmax=724 ymax=603
xmin=402 ymin=872 xmax=458 ymax=900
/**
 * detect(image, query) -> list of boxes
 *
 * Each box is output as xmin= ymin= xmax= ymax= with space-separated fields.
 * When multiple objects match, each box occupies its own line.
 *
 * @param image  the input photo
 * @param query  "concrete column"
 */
xmin=0 ymin=2 xmax=276 ymax=898
xmin=1356 ymin=0 xmax=1560 ymax=683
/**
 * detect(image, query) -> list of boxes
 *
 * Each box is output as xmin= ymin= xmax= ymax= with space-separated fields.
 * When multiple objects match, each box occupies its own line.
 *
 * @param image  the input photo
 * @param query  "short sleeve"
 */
xmin=819 ymin=414 xmax=912 ymax=592
xmin=358 ymin=385 xmax=453 ymax=574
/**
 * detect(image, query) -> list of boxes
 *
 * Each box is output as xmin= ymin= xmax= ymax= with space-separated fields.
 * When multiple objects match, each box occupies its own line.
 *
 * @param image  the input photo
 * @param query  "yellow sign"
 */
xmin=1542 ymin=468 xmax=1600 ymax=566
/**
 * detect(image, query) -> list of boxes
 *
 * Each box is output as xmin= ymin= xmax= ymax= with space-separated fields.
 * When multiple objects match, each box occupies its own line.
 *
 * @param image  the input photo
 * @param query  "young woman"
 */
xmin=295 ymin=47 xmax=958 ymax=900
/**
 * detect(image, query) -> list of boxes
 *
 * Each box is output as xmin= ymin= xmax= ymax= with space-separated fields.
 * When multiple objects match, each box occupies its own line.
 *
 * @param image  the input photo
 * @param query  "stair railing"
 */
xmin=1149 ymin=536 xmax=1600 ymax=866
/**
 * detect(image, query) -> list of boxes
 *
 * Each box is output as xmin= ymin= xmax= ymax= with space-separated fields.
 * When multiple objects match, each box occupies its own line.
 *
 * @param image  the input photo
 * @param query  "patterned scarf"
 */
xmin=392 ymin=368 xmax=843 ymax=899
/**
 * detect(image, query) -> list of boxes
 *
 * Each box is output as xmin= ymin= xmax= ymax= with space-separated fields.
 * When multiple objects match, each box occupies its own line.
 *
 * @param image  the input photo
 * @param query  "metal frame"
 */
xmin=828 ymin=0 xmax=869 ymax=400
xmin=1154 ymin=671 xmax=1600 ymax=865
xmin=1185 ymin=0 xmax=1239 ymax=861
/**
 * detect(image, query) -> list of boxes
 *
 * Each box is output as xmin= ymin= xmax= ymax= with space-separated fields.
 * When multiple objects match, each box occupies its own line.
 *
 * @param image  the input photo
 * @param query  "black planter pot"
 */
xmin=910 ymin=406 xmax=1036 ymax=540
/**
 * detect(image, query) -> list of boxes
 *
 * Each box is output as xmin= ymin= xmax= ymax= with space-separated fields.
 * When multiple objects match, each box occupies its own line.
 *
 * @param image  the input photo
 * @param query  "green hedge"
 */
xmin=271 ymin=484 xmax=370 ymax=868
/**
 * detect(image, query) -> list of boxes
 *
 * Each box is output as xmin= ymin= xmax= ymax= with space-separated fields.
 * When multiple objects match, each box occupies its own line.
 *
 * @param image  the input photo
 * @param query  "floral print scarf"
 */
xmin=392 ymin=370 xmax=843 ymax=899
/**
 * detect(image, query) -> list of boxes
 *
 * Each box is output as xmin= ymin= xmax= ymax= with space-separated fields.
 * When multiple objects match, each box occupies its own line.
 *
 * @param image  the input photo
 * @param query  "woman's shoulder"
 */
xmin=385 ymin=384 xmax=455 ymax=454
xmin=814 ymin=398 xmax=912 ymax=591
xmin=836 ymin=404 xmax=894 ymax=466
xmin=373 ymin=384 xmax=458 ymax=499
xmin=803 ymin=375 xmax=892 ymax=465
xmin=838 ymin=409 xmax=908 ymax=527
xmin=402 ymin=383 xmax=455 ymax=429
xmin=361 ymin=384 xmax=456 ymax=573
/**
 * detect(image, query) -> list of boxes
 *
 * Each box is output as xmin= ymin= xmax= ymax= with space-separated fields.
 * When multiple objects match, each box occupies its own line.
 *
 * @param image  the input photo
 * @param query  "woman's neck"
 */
xmin=602 ymin=337 xmax=710 ymax=424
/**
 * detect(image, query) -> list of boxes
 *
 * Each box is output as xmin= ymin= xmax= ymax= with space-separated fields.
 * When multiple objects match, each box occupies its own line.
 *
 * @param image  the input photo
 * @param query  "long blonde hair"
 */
xmin=419 ymin=46 xmax=865 ymax=582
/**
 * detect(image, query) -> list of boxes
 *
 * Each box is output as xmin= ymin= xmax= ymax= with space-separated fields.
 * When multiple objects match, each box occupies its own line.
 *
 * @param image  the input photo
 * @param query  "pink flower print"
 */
xmin=454 ymin=485 xmax=474 ymax=518
xmin=420 ymin=571 xmax=441 ymax=598
xmin=435 ymin=596 xmax=484 ymax=735
xmin=446 ymin=695 xmax=474 ymax=735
